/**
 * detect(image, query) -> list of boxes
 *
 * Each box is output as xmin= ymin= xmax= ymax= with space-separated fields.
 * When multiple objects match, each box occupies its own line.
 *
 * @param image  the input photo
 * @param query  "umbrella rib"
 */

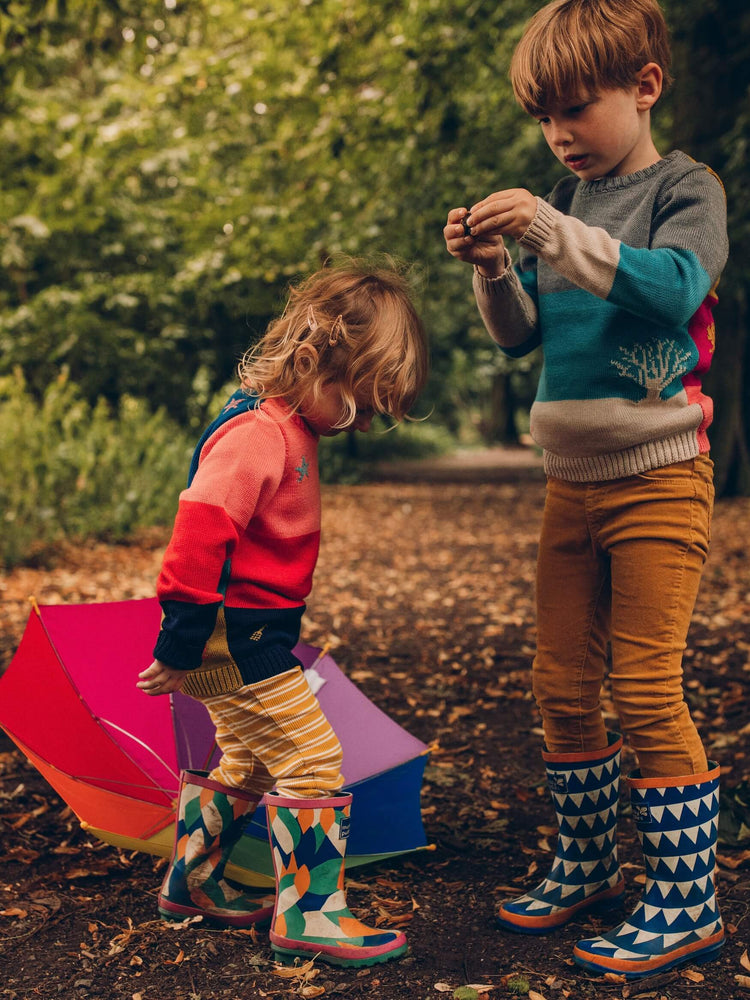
xmin=96 ymin=718 xmax=181 ymax=783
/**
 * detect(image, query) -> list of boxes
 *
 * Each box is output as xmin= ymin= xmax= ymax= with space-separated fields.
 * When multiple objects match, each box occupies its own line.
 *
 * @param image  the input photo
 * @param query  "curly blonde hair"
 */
xmin=238 ymin=258 xmax=429 ymax=428
xmin=510 ymin=0 xmax=672 ymax=116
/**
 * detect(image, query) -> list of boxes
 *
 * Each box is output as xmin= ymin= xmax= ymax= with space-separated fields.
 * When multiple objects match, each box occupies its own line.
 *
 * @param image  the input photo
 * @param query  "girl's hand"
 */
xmin=468 ymin=188 xmax=538 ymax=243
xmin=444 ymin=206 xmax=508 ymax=277
xmin=137 ymin=659 xmax=187 ymax=696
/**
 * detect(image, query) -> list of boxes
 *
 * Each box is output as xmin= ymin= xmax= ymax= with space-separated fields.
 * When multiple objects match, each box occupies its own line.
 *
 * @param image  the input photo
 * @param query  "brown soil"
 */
xmin=1 ymin=469 xmax=749 ymax=1000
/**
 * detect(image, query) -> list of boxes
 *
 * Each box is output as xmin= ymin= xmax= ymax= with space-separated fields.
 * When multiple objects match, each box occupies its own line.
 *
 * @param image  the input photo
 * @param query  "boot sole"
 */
xmin=271 ymin=941 xmax=408 ymax=968
xmin=497 ymin=880 xmax=626 ymax=935
xmin=573 ymin=928 xmax=725 ymax=979
xmin=158 ymin=898 xmax=273 ymax=929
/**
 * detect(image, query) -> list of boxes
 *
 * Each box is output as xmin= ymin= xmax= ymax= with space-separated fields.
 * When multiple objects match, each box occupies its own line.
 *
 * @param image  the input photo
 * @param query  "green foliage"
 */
xmin=0 ymin=369 xmax=191 ymax=567
xmin=0 ymin=0 xmax=547 ymax=434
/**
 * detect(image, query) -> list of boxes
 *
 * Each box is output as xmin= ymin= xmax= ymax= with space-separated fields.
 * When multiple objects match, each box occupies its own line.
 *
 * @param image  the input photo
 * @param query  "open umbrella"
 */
xmin=0 ymin=597 xmax=430 ymax=886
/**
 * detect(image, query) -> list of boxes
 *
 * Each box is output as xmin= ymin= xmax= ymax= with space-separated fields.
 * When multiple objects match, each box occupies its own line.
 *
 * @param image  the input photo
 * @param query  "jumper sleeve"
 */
xmin=472 ymin=247 xmax=541 ymax=357
xmin=520 ymin=169 xmax=728 ymax=327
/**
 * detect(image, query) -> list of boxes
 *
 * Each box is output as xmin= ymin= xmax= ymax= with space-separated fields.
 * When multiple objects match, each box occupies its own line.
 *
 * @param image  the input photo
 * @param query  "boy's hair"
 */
xmin=239 ymin=258 xmax=429 ymax=427
xmin=510 ymin=0 xmax=672 ymax=116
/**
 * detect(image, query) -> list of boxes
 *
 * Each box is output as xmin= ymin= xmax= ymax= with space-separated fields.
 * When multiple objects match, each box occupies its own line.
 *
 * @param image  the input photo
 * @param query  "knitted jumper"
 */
xmin=153 ymin=395 xmax=321 ymax=696
xmin=474 ymin=150 xmax=729 ymax=482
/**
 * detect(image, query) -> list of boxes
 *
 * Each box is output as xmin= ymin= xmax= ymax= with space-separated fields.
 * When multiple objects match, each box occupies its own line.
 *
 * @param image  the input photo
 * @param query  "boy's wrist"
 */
xmin=475 ymin=248 xmax=513 ymax=280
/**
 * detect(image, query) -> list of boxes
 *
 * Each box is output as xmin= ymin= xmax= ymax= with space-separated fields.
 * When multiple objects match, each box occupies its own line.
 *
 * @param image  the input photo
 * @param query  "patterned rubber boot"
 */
xmin=498 ymin=733 xmax=625 ymax=934
xmin=266 ymin=792 xmax=408 ymax=967
xmin=573 ymin=763 xmax=724 ymax=979
xmin=158 ymin=770 xmax=275 ymax=927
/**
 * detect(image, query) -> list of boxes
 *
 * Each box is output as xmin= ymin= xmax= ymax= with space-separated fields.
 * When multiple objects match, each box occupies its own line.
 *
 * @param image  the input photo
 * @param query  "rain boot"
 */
xmin=497 ymin=733 xmax=625 ymax=934
xmin=573 ymin=762 xmax=724 ymax=979
xmin=158 ymin=769 xmax=275 ymax=927
xmin=266 ymin=791 xmax=408 ymax=967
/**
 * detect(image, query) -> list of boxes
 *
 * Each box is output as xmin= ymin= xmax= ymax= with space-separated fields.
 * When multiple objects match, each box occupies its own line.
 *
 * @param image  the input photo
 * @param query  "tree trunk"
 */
xmin=668 ymin=0 xmax=750 ymax=496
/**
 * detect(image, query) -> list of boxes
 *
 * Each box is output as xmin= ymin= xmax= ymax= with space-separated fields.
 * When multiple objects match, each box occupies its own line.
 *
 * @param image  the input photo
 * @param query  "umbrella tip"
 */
xmin=29 ymin=596 xmax=41 ymax=617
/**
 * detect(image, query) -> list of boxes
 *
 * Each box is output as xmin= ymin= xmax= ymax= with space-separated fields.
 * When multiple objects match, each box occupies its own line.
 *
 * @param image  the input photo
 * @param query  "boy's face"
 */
xmin=535 ymin=80 xmax=660 ymax=181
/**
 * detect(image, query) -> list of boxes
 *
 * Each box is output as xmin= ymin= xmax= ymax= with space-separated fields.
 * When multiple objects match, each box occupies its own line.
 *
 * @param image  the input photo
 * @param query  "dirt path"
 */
xmin=1 ymin=475 xmax=749 ymax=1000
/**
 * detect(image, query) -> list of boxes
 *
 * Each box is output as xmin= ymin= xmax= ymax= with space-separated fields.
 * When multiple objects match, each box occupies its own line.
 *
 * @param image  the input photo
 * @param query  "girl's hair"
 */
xmin=510 ymin=0 xmax=672 ymax=116
xmin=238 ymin=258 xmax=429 ymax=428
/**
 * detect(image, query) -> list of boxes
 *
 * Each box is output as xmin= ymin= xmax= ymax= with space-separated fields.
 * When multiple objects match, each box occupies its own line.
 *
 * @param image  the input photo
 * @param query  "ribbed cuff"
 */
xmin=544 ymin=432 xmax=699 ymax=482
xmin=181 ymin=645 xmax=302 ymax=697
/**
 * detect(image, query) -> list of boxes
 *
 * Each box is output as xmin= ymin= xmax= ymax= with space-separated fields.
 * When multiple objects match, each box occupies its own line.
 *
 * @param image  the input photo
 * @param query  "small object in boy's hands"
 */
xmin=462 ymin=215 xmax=473 ymax=237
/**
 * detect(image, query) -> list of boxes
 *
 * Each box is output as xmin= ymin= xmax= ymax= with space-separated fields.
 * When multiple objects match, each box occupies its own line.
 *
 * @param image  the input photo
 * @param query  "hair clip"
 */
xmin=306 ymin=305 xmax=318 ymax=332
xmin=329 ymin=314 xmax=344 ymax=347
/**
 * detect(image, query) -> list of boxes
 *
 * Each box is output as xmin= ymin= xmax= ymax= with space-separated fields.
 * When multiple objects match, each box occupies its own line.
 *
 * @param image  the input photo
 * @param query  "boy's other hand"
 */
xmin=444 ymin=206 xmax=508 ymax=277
xmin=137 ymin=659 xmax=187 ymax=696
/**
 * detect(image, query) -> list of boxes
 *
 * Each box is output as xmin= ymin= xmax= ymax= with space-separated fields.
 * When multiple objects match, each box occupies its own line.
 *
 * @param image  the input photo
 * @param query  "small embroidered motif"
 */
xmin=296 ymin=456 xmax=309 ymax=482
xmin=249 ymin=626 xmax=265 ymax=641
xmin=223 ymin=397 xmax=243 ymax=412
xmin=339 ymin=816 xmax=351 ymax=840
xmin=632 ymin=803 xmax=652 ymax=824
xmin=548 ymin=773 xmax=567 ymax=793
xmin=707 ymin=321 xmax=716 ymax=353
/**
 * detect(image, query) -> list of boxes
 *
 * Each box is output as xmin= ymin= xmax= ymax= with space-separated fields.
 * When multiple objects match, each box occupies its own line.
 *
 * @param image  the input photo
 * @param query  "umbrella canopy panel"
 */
xmin=0 ymin=598 xmax=430 ymax=870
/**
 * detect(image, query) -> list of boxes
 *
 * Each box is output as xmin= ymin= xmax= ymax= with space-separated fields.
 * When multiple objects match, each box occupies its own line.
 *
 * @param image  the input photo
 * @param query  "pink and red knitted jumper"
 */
xmin=153 ymin=396 xmax=321 ymax=696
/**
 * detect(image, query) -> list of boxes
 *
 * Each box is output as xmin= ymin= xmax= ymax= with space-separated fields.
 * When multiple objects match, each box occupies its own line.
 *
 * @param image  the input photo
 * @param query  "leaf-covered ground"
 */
xmin=1 ymin=466 xmax=749 ymax=1000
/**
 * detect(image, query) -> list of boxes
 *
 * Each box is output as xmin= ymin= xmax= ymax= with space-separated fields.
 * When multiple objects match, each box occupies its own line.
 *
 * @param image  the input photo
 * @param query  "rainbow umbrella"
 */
xmin=0 ymin=598 xmax=430 ymax=886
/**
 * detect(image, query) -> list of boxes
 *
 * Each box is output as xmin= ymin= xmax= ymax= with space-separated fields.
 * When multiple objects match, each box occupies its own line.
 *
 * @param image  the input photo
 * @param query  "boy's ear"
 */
xmin=636 ymin=62 xmax=663 ymax=110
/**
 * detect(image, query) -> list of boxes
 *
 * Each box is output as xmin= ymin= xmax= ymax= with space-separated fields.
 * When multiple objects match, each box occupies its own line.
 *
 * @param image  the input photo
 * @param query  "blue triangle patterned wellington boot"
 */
xmin=498 ymin=733 xmax=625 ymax=934
xmin=158 ymin=770 xmax=275 ymax=927
xmin=266 ymin=791 xmax=408 ymax=967
xmin=573 ymin=762 xmax=724 ymax=979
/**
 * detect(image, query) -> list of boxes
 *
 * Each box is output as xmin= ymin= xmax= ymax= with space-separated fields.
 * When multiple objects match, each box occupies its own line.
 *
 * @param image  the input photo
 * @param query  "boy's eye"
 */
xmin=537 ymin=116 xmax=551 ymax=126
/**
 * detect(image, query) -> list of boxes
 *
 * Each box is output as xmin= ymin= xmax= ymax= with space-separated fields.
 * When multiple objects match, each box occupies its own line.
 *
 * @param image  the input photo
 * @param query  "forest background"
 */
xmin=0 ymin=0 xmax=748 ymax=568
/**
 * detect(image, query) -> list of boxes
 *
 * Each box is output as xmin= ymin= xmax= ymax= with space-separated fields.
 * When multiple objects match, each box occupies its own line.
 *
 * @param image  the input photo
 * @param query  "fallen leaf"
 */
xmin=680 ymin=969 xmax=704 ymax=983
xmin=272 ymin=957 xmax=318 ymax=979
xmin=741 ymin=949 xmax=750 ymax=973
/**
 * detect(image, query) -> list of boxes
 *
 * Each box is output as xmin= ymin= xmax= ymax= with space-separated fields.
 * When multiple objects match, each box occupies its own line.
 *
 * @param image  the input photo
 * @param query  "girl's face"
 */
xmin=299 ymin=381 xmax=376 ymax=437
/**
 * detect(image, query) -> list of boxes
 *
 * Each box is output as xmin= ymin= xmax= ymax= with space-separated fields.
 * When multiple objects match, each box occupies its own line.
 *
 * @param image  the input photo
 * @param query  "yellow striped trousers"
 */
xmin=198 ymin=667 xmax=344 ymax=798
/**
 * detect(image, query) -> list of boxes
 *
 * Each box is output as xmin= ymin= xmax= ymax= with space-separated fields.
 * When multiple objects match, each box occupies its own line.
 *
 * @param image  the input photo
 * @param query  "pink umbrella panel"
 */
xmin=0 ymin=598 xmax=430 ymax=886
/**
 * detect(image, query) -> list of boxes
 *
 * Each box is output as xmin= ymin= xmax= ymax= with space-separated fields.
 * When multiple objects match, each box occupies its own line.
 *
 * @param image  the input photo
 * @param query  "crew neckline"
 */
xmin=578 ymin=150 xmax=683 ymax=193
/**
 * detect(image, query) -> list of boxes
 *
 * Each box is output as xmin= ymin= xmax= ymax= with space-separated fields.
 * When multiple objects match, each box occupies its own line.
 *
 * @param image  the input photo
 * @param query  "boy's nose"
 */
xmin=550 ymin=125 xmax=573 ymax=146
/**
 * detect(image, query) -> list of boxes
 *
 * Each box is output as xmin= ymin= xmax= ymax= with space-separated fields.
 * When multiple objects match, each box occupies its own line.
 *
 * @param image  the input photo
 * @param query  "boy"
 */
xmin=444 ymin=0 xmax=728 ymax=982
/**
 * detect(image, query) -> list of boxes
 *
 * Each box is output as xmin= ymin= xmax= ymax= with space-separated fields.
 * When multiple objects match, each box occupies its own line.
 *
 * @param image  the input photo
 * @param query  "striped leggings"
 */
xmin=199 ymin=666 xmax=344 ymax=798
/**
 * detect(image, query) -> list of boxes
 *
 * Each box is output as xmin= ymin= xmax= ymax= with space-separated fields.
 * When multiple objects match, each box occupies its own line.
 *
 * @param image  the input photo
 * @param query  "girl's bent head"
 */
xmin=239 ymin=259 xmax=429 ymax=430
xmin=510 ymin=0 xmax=672 ymax=116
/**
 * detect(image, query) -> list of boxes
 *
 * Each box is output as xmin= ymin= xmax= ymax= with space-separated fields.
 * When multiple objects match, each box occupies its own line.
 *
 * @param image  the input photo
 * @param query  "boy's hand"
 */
xmin=137 ymin=659 xmax=187 ymax=696
xmin=469 ymin=188 xmax=538 ymax=243
xmin=444 ymin=206 xmax=508 ymax=277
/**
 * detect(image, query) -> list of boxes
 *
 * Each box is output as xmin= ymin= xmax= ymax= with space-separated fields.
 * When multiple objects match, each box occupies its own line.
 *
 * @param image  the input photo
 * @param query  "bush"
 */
xmin=0 ymin=370 xmax=192 ymax=567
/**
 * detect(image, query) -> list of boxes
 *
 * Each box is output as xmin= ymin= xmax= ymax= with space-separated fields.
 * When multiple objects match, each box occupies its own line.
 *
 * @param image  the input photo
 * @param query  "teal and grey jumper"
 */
xmin=474 ymin=151 xmax=728 ymax=482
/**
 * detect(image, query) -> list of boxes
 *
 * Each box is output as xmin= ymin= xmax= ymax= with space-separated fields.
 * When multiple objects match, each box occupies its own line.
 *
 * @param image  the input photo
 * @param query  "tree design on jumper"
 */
xmin=611 ymin=339 xmax=693 ymax=400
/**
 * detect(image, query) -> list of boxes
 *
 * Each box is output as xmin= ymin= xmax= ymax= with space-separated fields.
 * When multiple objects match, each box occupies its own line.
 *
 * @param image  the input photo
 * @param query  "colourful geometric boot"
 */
xmin=498 ymin=733 xmax=625 ymax=934
xmin=266 ymin=792 xmax=408 ymax=967
xmin=158 ymin=770 xmax=275 ymax=927
xmin=573 ymin=763 xmax=724 ymax=979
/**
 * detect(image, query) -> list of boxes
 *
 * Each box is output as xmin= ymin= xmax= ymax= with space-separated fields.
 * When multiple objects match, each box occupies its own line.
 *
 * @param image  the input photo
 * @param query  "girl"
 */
xmin=137 ymin=259 xmax=429 ymax=967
